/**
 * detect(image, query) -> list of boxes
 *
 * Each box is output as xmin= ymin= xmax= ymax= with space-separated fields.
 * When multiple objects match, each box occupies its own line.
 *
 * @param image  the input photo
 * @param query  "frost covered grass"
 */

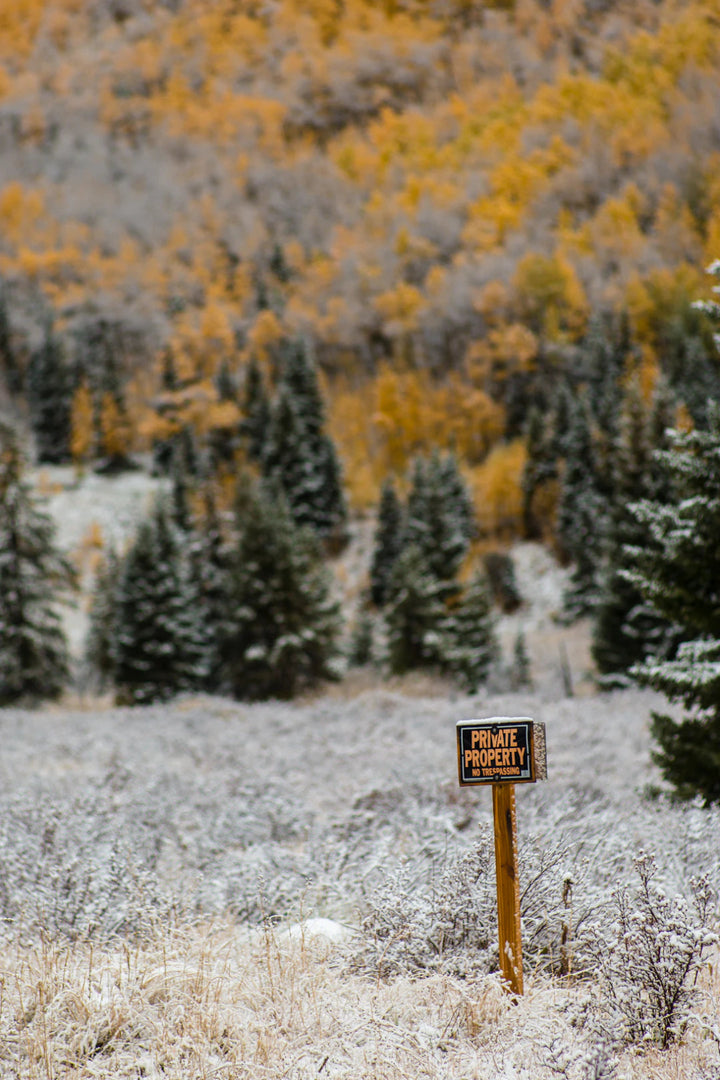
xmin=1 ymin=685 xmax=720 ymax=1076
xmin=2 ymin=918 xmax=718 ymax=1079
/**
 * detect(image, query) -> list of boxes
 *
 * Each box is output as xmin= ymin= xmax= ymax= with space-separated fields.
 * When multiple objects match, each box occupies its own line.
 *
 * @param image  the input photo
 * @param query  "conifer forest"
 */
xmin=2 ymin=3 xmax=720 ymax=1077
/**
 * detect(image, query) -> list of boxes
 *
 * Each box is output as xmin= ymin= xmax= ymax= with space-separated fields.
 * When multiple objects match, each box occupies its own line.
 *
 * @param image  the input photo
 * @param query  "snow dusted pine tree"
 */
xmin=557 ymin=393 xmax=606 ymax=619
xmin=369 ymin=477 xmax=404 ymax=607
xmin=112 ymin=501 xmax=210 ymax=705
xmin=262 ymin=341 xmax=347 ymax=546
xmin=385 ymin=545 xmax=449 ymax=675
xmin=193 ymin=488 xmax=236 ymax=694
xmin=404 ymin=451 xmax=472 ymax=583
xmin=241 ymin=354 xmax=271 ymax=463
xmin=592 ymin=380 xmax=678 ymax=683
xmin=27 ymin=322 xmax=73 ymax=464
xmin=0 ymin=424 xmax=74 ymax=703
xmin=223 ymin=484 xmax=342 ymax=701
xmin=628 ymin=395 xmax=720 ymax=802
xmin=443 ymin=571 xmax=497 ymax=691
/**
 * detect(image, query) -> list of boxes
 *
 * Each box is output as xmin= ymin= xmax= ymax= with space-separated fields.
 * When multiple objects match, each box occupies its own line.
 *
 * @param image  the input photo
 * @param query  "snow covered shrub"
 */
xmin=354 ymin=834 xmax=497 ymax=978
xmin=539 ymin=1015 xmax=620 ymax=1080
xmin=598 ymin=852 xmax=717 ymax=1049
xmin=519 ymin=834 xmax=598 ymax=978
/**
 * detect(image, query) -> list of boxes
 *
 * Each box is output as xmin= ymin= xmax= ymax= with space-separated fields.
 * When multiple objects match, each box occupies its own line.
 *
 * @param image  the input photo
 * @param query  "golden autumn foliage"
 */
xmin=470 ymin=439 xmax=528 ymax=540
xmin=329 ymin=365 xmax=505 ymax=506
xmin=69 ymin=379 xmax=94 ymax=469
xmin=99 ymin=394 xmax=133 ymax=462
xmin=0 ymin=0 xmax=718 ymax=526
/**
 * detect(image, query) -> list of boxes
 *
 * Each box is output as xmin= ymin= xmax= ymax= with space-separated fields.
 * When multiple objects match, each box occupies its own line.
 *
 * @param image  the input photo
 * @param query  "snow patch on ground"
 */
xmin=30 ymin=464 xmax=167 ymax=657
xmin=32 ymin=463 xmax=167 ymax=554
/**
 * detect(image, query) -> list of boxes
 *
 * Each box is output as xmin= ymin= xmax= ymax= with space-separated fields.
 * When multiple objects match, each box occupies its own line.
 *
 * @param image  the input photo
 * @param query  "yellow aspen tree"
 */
xmin=99 ymin=392 xmax=132 ymax=463
xmin=70 ymin=379 xmax=94 ymax=473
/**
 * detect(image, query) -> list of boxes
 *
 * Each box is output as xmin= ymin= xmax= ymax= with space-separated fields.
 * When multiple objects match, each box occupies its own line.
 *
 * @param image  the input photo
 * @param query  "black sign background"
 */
xmin=457 ymin=719 xmax=535 ymax=785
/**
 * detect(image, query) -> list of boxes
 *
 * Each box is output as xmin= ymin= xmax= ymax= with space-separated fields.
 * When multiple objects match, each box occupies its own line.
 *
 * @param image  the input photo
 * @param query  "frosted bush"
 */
xmin=597 ymin=852 xmax=718 ymax=1048
xmin=353 ymin=835 xmax=496 ymax=977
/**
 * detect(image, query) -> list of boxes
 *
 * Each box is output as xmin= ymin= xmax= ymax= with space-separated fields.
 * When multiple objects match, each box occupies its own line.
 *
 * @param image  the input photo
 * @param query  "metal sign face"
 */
xmin=456 ymin=716 xmax=546 ymax=786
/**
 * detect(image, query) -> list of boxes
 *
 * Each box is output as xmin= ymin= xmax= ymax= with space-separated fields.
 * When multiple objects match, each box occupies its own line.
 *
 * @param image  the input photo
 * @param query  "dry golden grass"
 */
xmin=3 ymin=922 xmax=718 ymax=1080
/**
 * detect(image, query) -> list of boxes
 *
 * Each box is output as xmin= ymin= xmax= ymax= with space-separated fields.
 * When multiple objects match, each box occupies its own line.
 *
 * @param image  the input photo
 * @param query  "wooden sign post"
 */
xmin=456 ymin=717 xmax=547 ymax=996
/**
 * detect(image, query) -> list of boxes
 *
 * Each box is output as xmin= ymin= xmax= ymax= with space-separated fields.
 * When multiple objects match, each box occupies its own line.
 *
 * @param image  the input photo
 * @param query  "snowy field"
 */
xmin=1 ymin=472 xmax=719 ymax=1077
xmin=1 ymin=682 xmax=719 ymax=1078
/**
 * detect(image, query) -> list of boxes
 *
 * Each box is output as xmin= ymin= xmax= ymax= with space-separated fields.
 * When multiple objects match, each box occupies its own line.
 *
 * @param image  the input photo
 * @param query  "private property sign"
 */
xmin=455 ymin=715 xmax=548 ymax=997
xmin=456 ymin=717 xmax=546 ymax=786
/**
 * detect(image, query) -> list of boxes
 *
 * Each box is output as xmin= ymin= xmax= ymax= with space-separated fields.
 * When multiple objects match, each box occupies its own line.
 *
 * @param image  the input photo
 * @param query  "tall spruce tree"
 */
xmin=0 ymin=424 xmax=74 ymax=703
xmin=627 ymin=402 xmax=720 ymax=803
xmin=112 ymin=501 xmax=210 ymax=705
xmin=592 ymin=381 xmax=678 ymax=682
xmin=241 ymin=355 xmax=271 ymax=463
xmin=404 ymin=451 xmax=472 ymax=582
xmin=557 ymin=393 xmax=606 ymax=619
xmin=0 ymin=287 xmax=22 ymax=396
xmin=443 ymin=571 xmax=497 ymax=691
xmin=194 ymin=488 xmax=235 ymax=693
xmin=521 ymin=406 xmax=557 ymax=540
xmin=262 ymin=342 xmax=347 ymax=544
xmin=222 ymin=484 xmax=342 ymax=700
xmin=384 ymin=544 xmax=449 ymax=675
xmin=27 ymin=323 xmax=74 ymax=464
xmin=369 ymin=477 xmax=404 ymax=607
xmin=657 ymin=302 xmax=720 ymax=428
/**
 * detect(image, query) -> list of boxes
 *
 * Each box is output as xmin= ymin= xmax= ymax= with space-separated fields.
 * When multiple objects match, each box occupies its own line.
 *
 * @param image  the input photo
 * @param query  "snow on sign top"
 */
xmin=456 ymin=717 xmax=547 ymax=786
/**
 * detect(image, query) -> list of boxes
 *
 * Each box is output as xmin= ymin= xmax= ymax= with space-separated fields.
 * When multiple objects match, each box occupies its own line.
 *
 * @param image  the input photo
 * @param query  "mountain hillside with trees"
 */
xmin=1 ymin=1 xmax=720 ymax=802
xmin=0 ymin=0 xmax=719 ymax=501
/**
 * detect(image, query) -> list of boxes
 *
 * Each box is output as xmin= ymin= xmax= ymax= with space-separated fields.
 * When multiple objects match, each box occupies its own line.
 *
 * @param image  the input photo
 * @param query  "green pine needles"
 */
xmin=627 ymin=401 xmax=720 ymax=803
xmin=0 ymin=424 xmax=74 ymax=704
xmin=222 ymin=483 xmax=342 ymax=701
xmin=374 ymin=451 xmax=496 ymax=688
xmin=87 ymin=478 xmax=343 ymax=705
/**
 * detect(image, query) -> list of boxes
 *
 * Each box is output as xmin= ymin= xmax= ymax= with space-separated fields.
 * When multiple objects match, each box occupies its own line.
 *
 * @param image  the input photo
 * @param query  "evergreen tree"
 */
xmin=592 ymin=381 xmax=678 ymax=683
xmin=627 ymin=402 xmax=720 ymax=803
xmin=241 ymin=355 xmax=271 ymax=463
xmin=222 ymin=485 xmax=342 ymax=700
xmin=512 ymin=630 xmax=532 ymax=689
xmin=657 ymin=302 xmax=720 ymax=428
xmin=549 ymin=378 xmax=576 ymax=461
xmin=348 ymin=608 xmax=374 ymax=667
xmin=0 ymin=287 xmax=22 ymax=396
xmin=112 ymin=501 xmax=210 ymax=705
xmin=0 ymin=424 xmax=74 ymax=703
xmin=369 ymin=477 xmax=404 ymax=607
xmin=438 ymin=450 xmax=476 ymax=546
xmin=556 ymin=393 xmax=606 ymax=619
xmin=27 ymin=323 xmax=74 ymax=464
xmin=404 ymin=451 xmax=471 ymax=583
xmin=263 ymin=344 xmax=347 ymax=543
xmin=385 ymin=544 xmax=449 ymax=675
xmin=152 ymin=349 xmax=180 ymax=474
xmin=84 ymin=545 xmax=121 ymax=692
xmin=521 ymin=406 xmax=557 ymax=540
xmin=579 ymin=313 xmax=629 ymax=444
xmin=170 ymin=445 xmax=194 ymax=533
xmin=194 ymin=488 xmax=235 ymax=693
xmin=443 ymin=571 xmax=497 ymax=691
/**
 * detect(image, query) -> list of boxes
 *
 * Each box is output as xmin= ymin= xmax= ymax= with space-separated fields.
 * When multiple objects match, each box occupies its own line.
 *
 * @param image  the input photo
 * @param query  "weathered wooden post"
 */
xmin=456 ymin=716 xmax=547 ymax=996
